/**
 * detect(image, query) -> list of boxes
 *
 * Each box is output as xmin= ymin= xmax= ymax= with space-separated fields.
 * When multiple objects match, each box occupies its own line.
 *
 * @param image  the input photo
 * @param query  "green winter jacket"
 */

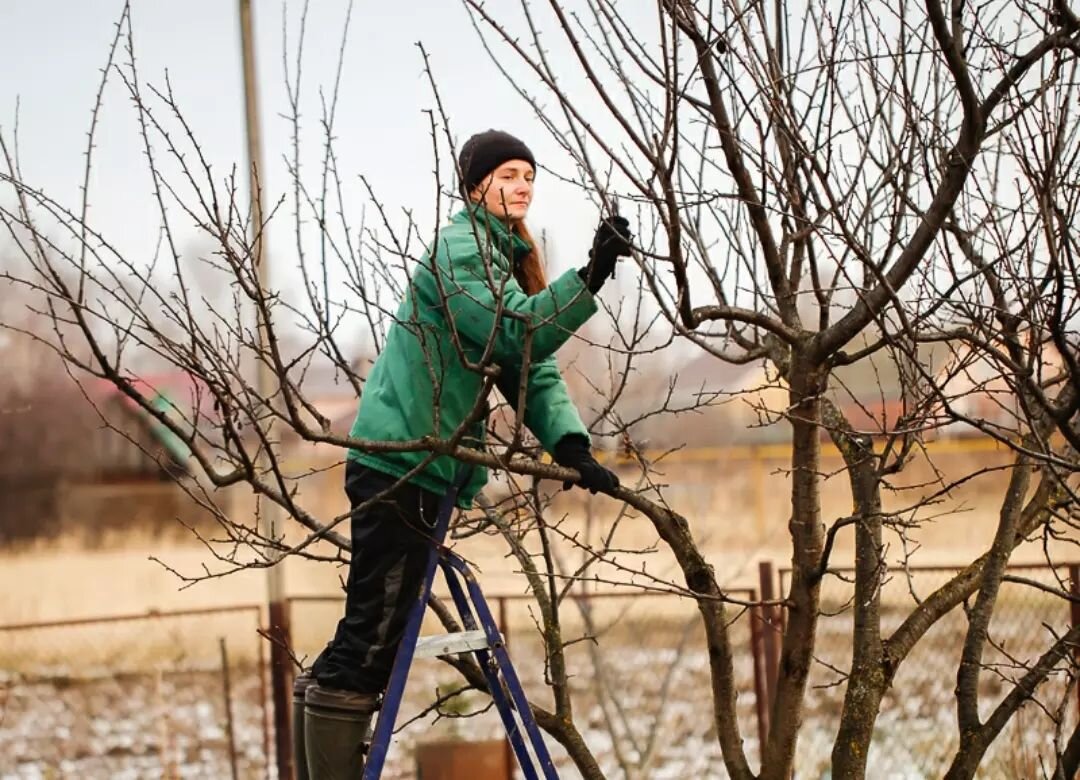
xmin=347 ymin=205 xmax=598 ymax=507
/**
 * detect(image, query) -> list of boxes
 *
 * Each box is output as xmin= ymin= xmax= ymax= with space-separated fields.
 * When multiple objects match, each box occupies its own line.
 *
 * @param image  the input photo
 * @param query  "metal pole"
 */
xmin=758 ymin=560 xmax=780 ymax=714
xmin=749 ymin=594 xmax=770 ymax=750
xmin=1070 ymin=564 xmax=1080 ymax=720
xmin=220 ymin=637 xmax=240 ymax=780
xmin=257 ymin=612 xmax=272 ymax=779
xmin=238 ymin=2 xmax=293 ymax=777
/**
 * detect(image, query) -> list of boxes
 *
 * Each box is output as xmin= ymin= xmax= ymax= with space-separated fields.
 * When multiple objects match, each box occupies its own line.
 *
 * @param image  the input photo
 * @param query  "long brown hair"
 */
xmin=511 ymin=221 xmax=547 ymax=295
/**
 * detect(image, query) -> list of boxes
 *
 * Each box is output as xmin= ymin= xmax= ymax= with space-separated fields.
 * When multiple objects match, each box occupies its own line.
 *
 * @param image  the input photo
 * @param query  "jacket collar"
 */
xmin=451 ymin=205 xmax=532 ymax=265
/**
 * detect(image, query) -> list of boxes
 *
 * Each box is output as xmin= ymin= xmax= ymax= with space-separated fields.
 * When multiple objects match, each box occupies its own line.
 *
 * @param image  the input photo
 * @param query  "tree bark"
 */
xmin=955 ymin=459 xmax=1032 ymax=725
xmin=1054 ymin=715 xmax=1080 ymax=780
xmin=945 ymin=623 xmax=1080 ymax=779
xmin=761 ymin=352 xmax=826 ymax=780
xmin=827 ymin=402 xmax=885 ymax=779
xmin=825 ymin=462 xmax=1066 ymax=779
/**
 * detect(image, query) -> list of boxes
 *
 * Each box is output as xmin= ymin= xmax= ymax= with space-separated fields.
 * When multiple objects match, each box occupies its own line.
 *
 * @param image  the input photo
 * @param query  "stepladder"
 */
xmin=361 ymin=475 xmax=560 ymax=780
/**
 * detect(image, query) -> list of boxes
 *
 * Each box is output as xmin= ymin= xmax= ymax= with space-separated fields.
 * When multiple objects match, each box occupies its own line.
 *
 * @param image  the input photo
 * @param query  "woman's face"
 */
xmin=472 ymin=159 xmax=534 ymax=221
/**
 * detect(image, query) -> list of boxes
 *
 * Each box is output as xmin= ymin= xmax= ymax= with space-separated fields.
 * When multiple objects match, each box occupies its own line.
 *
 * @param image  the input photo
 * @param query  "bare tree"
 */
xmin=460 ymin=1 xmax=1080 ymax=778
xmin=0 ymin=5 xmax=706 ymax=776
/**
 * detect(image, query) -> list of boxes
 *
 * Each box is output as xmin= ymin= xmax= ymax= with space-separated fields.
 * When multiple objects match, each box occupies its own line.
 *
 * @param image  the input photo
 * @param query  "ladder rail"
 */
xmin=361 ymin=467 xmax=561 ymax=779
xmin=361 ymin=482 xmax=458 ymax=780
xmin=449 ymin=556 xmax=560 ymax=780
xmin=441 ymin=561 xmax=541 ymax=780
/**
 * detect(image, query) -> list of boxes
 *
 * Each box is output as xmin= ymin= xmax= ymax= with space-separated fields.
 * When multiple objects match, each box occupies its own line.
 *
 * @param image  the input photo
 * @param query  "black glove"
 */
xmin=552 ymin=435 xmax=620 ymax=494
xmin=579 ymin=215 xmax=633 ymax=294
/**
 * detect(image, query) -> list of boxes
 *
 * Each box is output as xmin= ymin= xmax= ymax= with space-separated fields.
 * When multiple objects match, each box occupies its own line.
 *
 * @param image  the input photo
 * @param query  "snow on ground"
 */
xmin=1 ymin=590 xmax=1073 ymax=778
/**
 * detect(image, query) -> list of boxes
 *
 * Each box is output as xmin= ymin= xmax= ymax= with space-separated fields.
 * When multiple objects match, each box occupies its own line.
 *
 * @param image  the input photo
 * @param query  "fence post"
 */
xmin=749 ymin=590 xmax=770 ymax=749
xmin=220 ymin=637 xmax=240 ymax=780
xmin=1071 ymin=564 xmax=1080 ymax=720
xmin=256 ymin=611 xmax=271 ymax=780
xmin=758 ymin=560 xmax=781 ymax=715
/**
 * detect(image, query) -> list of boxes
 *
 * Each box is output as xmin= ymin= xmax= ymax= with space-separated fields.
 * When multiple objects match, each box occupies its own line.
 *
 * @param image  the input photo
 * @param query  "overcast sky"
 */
xmin=1 ymin=1 xmax=619 ymax=299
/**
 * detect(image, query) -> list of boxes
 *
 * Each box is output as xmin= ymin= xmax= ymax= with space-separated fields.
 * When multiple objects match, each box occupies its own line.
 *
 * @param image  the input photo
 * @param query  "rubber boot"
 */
xmin=304 ymin=684 xmax=379 ymax=779
xmin=292 ymin=673 xmax=316 ymax=780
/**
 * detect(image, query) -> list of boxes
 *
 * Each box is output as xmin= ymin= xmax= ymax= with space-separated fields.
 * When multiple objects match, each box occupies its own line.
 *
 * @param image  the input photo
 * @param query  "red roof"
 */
xmin=84 ymin=372 xmax=217 ymax=421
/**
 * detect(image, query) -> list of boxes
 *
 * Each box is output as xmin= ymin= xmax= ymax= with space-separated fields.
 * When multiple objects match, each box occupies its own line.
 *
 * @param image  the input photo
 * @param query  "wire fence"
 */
xmin=1 ymin=563 xmax=1076 ymax=779
xmin=0 ymin=605 xmax=269 ymax=779
xmin=777 ymin=562 xmax=1080 ymax=778
xmin=289 ymin=587 xmax=762 ymax=779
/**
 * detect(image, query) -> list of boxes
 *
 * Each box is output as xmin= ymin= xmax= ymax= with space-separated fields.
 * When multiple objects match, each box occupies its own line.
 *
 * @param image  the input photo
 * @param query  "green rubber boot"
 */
xmin=304 ymin=684 xmax=379 ymax=779
xmin=292 ymin=673 xmax=316 ymax=780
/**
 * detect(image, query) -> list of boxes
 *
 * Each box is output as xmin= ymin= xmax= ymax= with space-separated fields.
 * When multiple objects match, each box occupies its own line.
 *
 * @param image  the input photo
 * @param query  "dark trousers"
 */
xmin=310 ymin=460 xmax=441 ymax=694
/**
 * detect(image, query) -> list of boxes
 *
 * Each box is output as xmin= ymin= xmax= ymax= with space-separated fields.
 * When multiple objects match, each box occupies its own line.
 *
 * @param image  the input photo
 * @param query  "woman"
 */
xmin=300 ymin=129 xmax=633 ymax=778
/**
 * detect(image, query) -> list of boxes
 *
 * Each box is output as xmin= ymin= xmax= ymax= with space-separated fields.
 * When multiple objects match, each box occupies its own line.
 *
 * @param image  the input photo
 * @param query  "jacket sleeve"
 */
xmin=497 ymin=356 xmax=590 ymax=455
xmin=419 ymin=229 xmax=598 ymax=365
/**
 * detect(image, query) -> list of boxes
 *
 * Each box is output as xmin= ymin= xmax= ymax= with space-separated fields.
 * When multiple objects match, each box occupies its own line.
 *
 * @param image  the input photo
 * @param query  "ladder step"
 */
xmin=414 ymin=629 xmax=499 ymax=658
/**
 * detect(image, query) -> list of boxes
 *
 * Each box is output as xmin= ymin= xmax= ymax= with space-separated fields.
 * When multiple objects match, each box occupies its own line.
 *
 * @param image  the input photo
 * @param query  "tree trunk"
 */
xmin=761 ymin=353 xmax=825 ymax=780
xmin=830 ymin=422 xmax=886 ymax=779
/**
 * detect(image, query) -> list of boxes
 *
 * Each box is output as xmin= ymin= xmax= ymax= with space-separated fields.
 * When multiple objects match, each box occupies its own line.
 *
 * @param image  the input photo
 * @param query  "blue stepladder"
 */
xmin=361 ymin=471 xmax=560 ymax=780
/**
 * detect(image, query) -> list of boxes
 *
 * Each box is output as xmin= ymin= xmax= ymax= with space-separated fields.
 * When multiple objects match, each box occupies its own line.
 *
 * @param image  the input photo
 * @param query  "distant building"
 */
xmin=0 ymin=353 xmax=218 ymax=544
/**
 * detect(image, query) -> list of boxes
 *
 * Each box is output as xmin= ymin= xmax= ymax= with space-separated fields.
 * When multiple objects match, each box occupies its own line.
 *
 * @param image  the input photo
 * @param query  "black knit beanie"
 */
xmin=458 ymin=130 xmax=536 ymax=198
